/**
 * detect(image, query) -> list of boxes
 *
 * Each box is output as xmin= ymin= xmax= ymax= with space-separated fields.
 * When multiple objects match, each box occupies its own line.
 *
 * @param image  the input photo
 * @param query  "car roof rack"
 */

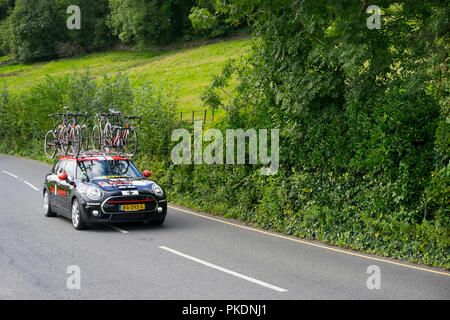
xmin=81 ymin=150 xmax=131 ymax=157
xmin=59 ymin=150 xmax=132 ymax=160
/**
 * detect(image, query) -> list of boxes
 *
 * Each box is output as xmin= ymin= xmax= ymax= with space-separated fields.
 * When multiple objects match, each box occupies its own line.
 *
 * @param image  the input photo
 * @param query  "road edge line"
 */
xmin=168 ymin=205 xmax=450 ymax=277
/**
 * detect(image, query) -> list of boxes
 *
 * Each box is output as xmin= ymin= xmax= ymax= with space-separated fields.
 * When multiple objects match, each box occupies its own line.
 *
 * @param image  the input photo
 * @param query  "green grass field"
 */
xmin=0 ymin=38 xmax=251 ymax=113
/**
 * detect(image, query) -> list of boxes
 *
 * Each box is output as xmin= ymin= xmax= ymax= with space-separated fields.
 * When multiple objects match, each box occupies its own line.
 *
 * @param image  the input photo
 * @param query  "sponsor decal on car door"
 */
xmin=59 ymin=160 xmax=76 ymax=212
xmin=50 ymin=160 xmax=67 ymax=209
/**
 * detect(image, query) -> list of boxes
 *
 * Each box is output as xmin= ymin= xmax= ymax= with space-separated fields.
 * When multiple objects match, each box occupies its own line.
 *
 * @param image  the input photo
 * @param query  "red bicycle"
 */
xmin=91 ymin=109 xmax=141 ymax=157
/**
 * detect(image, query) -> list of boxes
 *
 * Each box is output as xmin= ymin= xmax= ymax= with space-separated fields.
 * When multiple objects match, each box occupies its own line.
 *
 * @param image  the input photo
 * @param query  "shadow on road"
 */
xmin=51 ymin=215 xmax=185 ymax=233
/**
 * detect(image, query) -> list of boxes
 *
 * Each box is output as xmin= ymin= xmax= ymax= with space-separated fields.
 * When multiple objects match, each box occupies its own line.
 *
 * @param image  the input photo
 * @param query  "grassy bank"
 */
xmin=0 ymin=38 xmax=251 ymax=113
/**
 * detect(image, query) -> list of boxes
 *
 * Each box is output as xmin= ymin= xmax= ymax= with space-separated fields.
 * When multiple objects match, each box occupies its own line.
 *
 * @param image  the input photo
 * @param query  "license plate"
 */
xmin=120 ymin=204 xmax=146 ymax=211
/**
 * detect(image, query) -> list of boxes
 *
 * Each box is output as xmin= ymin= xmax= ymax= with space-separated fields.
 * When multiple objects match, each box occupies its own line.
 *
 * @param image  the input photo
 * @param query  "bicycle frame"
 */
xmin=48 ymin=110 xmax=88 ymax=156
xmin=91 ymin=109 xmax=140 ymax=157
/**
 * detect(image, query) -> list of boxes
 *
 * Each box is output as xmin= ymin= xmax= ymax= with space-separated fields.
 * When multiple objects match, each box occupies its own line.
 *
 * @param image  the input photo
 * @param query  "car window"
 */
xmin=77 ymin=160 xmax=141 ymax=179
xmin=55 ymin=160 xmax=68 ymax=175
xmin=76 ymin=163 xmax=82 ymax=180
xmin=65 ymin=160 xmax=76 ymax=180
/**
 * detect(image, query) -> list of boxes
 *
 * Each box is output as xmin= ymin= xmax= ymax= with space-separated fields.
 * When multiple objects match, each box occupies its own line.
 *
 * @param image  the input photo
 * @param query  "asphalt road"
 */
xmin=0 ymin=154 xmax=449 ymax=300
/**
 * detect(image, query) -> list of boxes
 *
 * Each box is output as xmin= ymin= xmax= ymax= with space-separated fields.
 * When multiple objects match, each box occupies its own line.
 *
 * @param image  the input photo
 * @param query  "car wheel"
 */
xmin=43 ymin=190 xmax=57 ymax=217
xmin=72 ymin=198 xmax=87 ymax=230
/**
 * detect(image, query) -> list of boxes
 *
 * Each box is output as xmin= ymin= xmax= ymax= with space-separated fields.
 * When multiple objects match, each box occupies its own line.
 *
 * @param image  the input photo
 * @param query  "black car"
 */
xmin=42 ymin=155 xmax=167 ymax=230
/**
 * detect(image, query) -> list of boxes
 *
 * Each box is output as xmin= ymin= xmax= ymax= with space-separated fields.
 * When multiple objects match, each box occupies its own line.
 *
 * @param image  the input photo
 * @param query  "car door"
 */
xmin=47 ymin=160 xmax=64 ymax=210
xmin=58 ymin=160 xmax=76 ymax=214
xmin=53 ymin=159 xmax=68 ymax=211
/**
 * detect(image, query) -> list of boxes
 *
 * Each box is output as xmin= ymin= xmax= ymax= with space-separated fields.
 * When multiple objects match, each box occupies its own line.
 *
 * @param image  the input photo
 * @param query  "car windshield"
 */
xmin=76 ymin=160 xmax=141 ymax=180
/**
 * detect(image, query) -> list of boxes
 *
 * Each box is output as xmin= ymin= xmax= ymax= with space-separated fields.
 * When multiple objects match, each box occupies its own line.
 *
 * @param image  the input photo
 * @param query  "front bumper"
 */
xmin=82 ymin=199 xmax=167 ymax=223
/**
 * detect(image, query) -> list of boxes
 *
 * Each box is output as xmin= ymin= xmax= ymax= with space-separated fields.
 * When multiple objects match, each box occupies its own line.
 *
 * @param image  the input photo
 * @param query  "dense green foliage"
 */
xmin=185 ymin=0 xmax=449 ymax=267
xmin=3 ymin=0 xmax=112 ymax=61
xmin=0 ymin=1 xmax=13 ymax=53
xmin=108 ymin=0 xmax=243 ymax=48
xmin=108 ymin=0 xmax=195 ymax=47
xmin=0 ymin=0 xmax=14 ymax=19
xmin=0 ymin=0 xmax=244 ymax=61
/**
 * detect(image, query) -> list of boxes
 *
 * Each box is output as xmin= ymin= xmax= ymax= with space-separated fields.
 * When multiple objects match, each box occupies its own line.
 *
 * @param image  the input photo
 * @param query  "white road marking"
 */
xmin=23 ymin=181 xmax=39 ymax=191
xmin=2 ymin=170 xmax=19 ymax=179
xmin=106 ymin=224 xmax=129 ymax=234
xmin=159 ymin=246 xmax=288 ymax=293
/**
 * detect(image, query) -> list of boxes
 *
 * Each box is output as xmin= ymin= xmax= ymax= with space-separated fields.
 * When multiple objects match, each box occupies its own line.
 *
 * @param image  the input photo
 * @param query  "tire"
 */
xmin=61 ymin=127 xmax=71 ymax=156
xmin=81 ymin=124 xmax=89 ymax=152
xmin=43 ymin=190 xmax=57 ymax=217
xmin=91 ymin=125 xmax=102 ymax=151
xmin=70 ymin=126 xmax=82 ymax=158
xmin=71 ymin=198 xmax=88 ymax=230
xmin=55 ymin=126 xmax=66 ymax=157
xmin=44 ymin=131 xmax=57 ymax=159
xmin=124 ymin=126 xmax=138 ymax=157
xmin=103 ymin=123 xmax=115 ymax=153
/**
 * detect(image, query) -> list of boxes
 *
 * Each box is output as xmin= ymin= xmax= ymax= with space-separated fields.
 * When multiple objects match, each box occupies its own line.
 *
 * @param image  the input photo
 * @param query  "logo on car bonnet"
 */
xmin=97 ymin=180 xmax=133 ymax=187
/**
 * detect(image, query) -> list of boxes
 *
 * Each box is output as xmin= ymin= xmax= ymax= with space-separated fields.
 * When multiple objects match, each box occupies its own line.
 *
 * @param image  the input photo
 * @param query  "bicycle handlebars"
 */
xmin=49 ymin=112 xmax=87 ymax=118
xmin=50 ymin=109 xmax=141 ymax=126
xmin=124 ymin=116 xmax=142 ymax=125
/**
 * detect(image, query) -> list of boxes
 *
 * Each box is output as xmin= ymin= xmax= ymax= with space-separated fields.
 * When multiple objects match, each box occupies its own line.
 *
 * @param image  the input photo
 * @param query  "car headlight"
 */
xmin=152 ymin=184 xmax=164 ymax=197
xmin=86 ymin=186 xmax=103 ymax=201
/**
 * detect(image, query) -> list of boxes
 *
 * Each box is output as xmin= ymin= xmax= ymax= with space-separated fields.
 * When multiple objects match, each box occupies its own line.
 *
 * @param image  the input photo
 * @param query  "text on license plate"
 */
xmin=120 ymin=204 xmax=146 ymax=211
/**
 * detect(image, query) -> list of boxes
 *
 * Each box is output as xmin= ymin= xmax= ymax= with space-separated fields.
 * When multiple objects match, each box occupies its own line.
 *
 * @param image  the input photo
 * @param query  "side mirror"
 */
xmin=67 ymin=176 xmax=76 ymax=186
xmin=142 ymin=171 xmax=151 ymax=178
xmin=58 ymin=172 xmax=68 ymax=181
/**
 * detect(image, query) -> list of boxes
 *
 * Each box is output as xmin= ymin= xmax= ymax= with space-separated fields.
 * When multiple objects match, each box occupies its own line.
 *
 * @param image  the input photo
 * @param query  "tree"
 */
xmin=108 ymin=0 xmax=195 ymax=48
xmin=8 ymin=0 xmax=113 ymax=61
xmin=0 ymin=0 xmax=14 ymax=20
xmin=63 ymin=0 xmax=113 ymax=52
xmin=8 ymin=0 xmax=65 ymax=61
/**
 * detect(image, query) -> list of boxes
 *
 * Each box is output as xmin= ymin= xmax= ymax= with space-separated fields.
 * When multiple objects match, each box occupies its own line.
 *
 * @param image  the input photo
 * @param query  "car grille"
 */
xmin=101 ymin=195 xmax=157 ymax=213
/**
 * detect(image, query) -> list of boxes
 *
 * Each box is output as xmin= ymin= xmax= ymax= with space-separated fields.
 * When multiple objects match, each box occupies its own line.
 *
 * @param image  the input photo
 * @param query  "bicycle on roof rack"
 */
xmin=91 ymin=109 xmax=141 ymax=158
xmin=44 ymin=107 xmax=89 ymax=159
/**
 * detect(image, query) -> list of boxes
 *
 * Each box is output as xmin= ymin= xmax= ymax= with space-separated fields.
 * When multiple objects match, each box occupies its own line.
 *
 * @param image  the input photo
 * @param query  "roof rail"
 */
xmin=77 ymin=150 xmax=132 ymax=158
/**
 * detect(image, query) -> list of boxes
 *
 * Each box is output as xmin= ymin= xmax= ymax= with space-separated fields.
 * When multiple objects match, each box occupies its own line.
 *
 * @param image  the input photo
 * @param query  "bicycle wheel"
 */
xmin=60 ymin=127 xmax=70 ymax=156
xmin=44 ymin=131 xmax=57 ymax=159
xmin=124 ymin=126 xmax=138 ymax=157
xmin=73 ymin=126 xmax=82 ymax=157
xmin=103 ymin=123 xmax=115 ymax=153
xmin=81 ymin=124 xmax=89 ymax=152
xmin=68 ymin=126 xmax=82 ymax=158
xmin=91 ymin=125 xmax=102 ymax=151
